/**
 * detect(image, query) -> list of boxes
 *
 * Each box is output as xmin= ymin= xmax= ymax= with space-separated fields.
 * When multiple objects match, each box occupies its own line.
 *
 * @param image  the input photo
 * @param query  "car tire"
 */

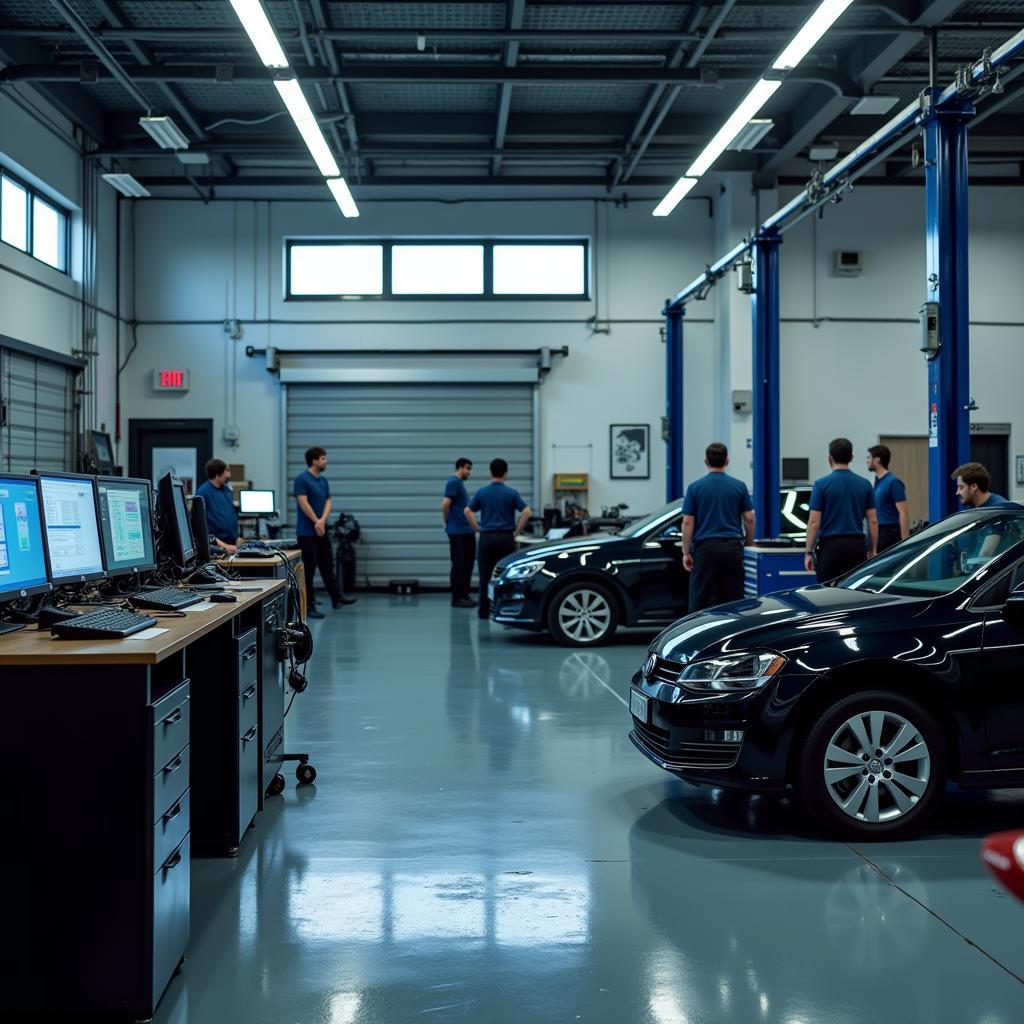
xmin=547 ymin=581 xmax=620 ymax=647
xmin=796 ymin=690 xmax=948 ymax=840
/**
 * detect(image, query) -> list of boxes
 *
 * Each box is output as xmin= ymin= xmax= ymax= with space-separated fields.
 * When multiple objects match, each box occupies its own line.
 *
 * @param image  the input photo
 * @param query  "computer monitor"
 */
xmin=87 ymin=430 xmax=115 ymax=474
xmin=782 ymin=457 xmax=810 ymax=482
xmin=0 ymin=474 xmax=52 ymax=603
xmin=239 ymin=489 xmax=276 ymax=515
xmin=156 ymin=473 xmax=196 ymax=569
xmin=189 ymin=494 xmax=212 ymax=564
xmin=96 ymin=476 xmax=156 ymax=577
xmin=37 ymin=471 xmax=107 ymax=584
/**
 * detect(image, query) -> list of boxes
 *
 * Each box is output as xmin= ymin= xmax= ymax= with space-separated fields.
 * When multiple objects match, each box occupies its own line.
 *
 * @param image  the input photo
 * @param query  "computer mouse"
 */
xmin=209 ymin=592 xmax=237 ymax=603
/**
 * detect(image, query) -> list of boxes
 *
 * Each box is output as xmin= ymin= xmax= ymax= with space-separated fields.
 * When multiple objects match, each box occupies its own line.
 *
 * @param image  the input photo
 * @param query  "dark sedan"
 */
xmin=629 ymin=508 xmax=1024 ymax=838
xmin=488 ymin=501 xmax=688 ymax=646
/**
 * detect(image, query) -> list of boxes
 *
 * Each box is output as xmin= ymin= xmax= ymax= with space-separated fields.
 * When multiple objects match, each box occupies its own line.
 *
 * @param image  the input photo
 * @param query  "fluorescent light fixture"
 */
xmin=728 ymin=118 xmax=774 ymax=152
xmin=102 ymin=173 xmax=150 ymax=198
xmin=139 ymin=115 xmax=189 ymax=150
xmin=273 ymin=79 xmax=341 ymax=177
xmin=327 ymin=177 xmax=360 ymax=218
xmin=686 ymin=78 xmax=782 ymax=178
xmin=809 ymin=141 xmax=840 ymax=161
xmin=653 ymin=177 xmax=698 ymax=218
xmin=176 ymin=151 xmax=211 ymax=165
xmin=228 ymin=0 xmax=290 ymax=68
xmin=772 ymin=0 xmax=856 ymax=71
xmin=851 ymin=95 xmax=900 ymax=116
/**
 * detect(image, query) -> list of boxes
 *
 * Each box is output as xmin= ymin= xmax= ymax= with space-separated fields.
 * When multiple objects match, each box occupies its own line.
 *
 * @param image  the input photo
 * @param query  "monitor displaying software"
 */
xmin=37 ymin=473 xmax=106 ymax=582
xmin=0 ymin=474 xmax=51 ymax=601
xmin=239 ymin=489 xmax=276 ymax=515
xmin=97 ymin=477 xmax=156 ymax=576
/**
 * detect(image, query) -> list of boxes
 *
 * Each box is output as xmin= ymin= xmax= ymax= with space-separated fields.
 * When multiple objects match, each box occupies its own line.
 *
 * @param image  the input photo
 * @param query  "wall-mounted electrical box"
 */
xmin=833 ymin=250 xmax=863 ymax=276
xmin=920 ymin=302 xmax=940 ymax=358
xmin=732 ymin=389 xmax=753 ymax=413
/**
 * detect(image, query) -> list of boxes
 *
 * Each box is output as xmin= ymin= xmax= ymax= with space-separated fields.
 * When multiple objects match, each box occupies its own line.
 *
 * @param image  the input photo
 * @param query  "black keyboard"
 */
xmin=130 ymin=586 xmax=204 ymax=611
xmin=51 ymin=608 xmax=158 ymax=640
xmin=236 ymin=544 xmax=277 ymax=559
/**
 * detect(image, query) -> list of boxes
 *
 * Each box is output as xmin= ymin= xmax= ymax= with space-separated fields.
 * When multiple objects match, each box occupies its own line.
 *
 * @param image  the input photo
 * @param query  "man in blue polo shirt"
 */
xmin=294 ymin=445 xmax=356 ymax=618
xmin=952 ymin=462 xmax=1011 ymax=509
xmin=195 ymin=458 xmax=239 ymax=554
xmin=805 ymin=438 xmax=878 ymax=583
xmin=442 ymin=457 xmax=476 ymax=608
xmin=867 ymin=444 xmax=909 ymax=552
xmin=681 ymin=442 xmax=755 ymax=611
xmin=466 ymin=458 xmax=532 ymax=620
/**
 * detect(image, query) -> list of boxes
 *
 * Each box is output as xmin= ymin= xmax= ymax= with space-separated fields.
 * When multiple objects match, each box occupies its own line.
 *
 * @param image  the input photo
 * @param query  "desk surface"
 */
xmin=222 ymin=548 xmax=301 ymax=568
xmin=0 ymin=579 xmax=286 ymax=667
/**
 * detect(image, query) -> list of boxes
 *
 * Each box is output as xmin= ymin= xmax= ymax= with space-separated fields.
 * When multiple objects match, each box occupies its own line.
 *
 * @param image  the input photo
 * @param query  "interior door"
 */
xmin=639 ymin=518 xmax=687 ymax=619
xmin=128 ymin=419 xmax=213 ymax=496
xmin=970 ymin=434 xmax=1010 ymax=499
xmin=879 ymin=436 xmax=928 ymax=525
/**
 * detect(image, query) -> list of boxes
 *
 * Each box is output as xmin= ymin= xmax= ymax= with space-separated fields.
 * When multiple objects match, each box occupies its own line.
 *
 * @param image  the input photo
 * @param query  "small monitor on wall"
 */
xmin=88 ymin=430 xmax=115 ymax=474
xmin=782 ymin=457 xmax=810 ymax=481
xmin=239 ymin=489 xmax=276 ymax=515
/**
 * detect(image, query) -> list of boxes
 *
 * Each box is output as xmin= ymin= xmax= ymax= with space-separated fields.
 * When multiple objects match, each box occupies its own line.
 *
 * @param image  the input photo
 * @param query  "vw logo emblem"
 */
xmin=643 ymin=654 xmax=658 ymax=678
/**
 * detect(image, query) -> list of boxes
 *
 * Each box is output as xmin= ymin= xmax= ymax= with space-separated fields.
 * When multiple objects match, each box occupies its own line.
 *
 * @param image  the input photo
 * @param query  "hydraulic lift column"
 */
xmin=751 ymin=230 xmax=782 ymax=539
xmin=664 ymin=303 xmax=685 ymax=501
xmin=922 ymin=89 xmax=974 ymax=521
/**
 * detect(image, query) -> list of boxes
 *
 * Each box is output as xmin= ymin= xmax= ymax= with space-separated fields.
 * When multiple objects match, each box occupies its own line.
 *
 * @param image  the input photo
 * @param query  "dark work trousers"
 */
xmin=298 ymin=534 xmax=341 ymax=608
xmin=877 ymin=524 xmax=902 ymax=553
xmin=449 ymin=533 xmax=476 ymax=603
xmin=477 ymin=530 xmax=516 ymax=618
xmin=689 ymin=537 xmax=745 ymax=612
xmin=816 ymin=535 xmax=867 ymax=583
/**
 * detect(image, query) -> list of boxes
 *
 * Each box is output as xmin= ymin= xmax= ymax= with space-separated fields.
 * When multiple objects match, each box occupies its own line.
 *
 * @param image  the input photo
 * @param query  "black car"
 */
xmin=489 ymin=501 xmax=688 ymax=646
xmin=629 ymin=508 xmax=1024 ymax=838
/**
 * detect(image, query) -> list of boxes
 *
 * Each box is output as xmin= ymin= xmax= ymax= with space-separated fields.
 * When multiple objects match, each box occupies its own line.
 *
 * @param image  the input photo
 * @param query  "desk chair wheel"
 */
xmin=266 ymin=772 xmax=286 ymax=797
xmin=296 ymin=763 xmax=317 ymax=785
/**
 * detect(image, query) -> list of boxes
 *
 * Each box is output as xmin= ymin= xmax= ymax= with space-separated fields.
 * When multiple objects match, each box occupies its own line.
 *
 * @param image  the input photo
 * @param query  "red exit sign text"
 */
xmin=152 ymin=368 xmax=190 ymax=392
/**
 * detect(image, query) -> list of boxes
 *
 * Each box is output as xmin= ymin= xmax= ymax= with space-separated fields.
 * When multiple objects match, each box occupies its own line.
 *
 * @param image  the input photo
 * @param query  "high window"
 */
xmin=0 ymin=171 xmax=69 ymax=273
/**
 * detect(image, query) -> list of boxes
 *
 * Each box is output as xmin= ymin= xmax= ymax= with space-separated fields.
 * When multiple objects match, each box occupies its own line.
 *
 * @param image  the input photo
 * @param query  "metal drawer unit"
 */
xmin=189 ymin=625 xmax=263 ymax=855
xmin=258 ymin=588 xmax=288 ymax=800
xmin=743 ymin=546 xmax=817 ymax=597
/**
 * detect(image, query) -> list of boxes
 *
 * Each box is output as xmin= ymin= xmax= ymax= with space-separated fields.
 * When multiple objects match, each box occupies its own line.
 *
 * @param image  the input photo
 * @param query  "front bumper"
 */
xmin=489 ymin=576 xmax=548 ymax=629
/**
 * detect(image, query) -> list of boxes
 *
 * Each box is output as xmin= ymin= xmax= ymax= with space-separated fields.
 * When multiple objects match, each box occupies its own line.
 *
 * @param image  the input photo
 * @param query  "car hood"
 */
xmin=653 ymin=585 xmax=925 ymax=663
xmin=497 ymin=532 xmax=621 ymax=567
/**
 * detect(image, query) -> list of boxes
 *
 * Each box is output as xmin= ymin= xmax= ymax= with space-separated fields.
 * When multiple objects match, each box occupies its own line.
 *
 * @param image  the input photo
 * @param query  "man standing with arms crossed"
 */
xmin=465 ymin=458 xmax=532 ymax=620
xmin=681 ymin=442 xmax=755 ymax=611
xmin=805 ymin=438 xmax=878 ymax=583
xmin=294 ymin=446 xmax=356 ymax=618
xmin=867 ymin=444 xmax=909 ymax=552
xmin=442 ymin=457 xmax=477 ymax=608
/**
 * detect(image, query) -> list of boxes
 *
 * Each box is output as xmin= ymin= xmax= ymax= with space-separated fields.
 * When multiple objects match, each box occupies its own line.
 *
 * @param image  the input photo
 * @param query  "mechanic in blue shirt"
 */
xmin=953 ymin=462 xmax=1011 ymax=509
xmin=681 ymin=442 xmax=755 ymax=610
xmin=805 ymin=437 xmax=878 ymax=583
xmin=294 ymin=445 xmax=355 ymax=618
xmin=466 ymin=458 xmax=532 ymax=620
xmin=867 ymin=444 xmax=909 ymax=552
xmin=195 ymin=458 xmax=240 ymax=554
xmin=442 ymin=457 xmax=476 ymax=608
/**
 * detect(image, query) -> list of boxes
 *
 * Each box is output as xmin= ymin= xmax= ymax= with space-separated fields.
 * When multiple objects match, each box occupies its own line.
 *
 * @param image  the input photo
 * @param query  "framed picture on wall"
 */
xmin=1016 ymin=454 xmax=1024 ymax=486
xmin=610 ymin=424 xmax=650 ymax=479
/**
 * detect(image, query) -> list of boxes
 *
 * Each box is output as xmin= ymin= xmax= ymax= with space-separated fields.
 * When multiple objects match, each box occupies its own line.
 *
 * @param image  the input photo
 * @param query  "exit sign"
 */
xmin=152 ymin=369 xmax=190 ymax=392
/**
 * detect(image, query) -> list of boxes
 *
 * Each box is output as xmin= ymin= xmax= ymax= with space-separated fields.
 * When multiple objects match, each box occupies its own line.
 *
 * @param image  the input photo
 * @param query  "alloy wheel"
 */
xmin=822 ymin=710 xmax=931 ymax=824
xmin=557 ymin=589 xmax=612 ymax=643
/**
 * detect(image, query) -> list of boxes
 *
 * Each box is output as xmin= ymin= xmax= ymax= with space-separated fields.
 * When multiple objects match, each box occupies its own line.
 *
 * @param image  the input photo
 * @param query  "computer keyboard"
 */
xmin=235 ymin=543 xmax=278 ymax=559
xmin=130 ymin=586 xmax=204 ymax=611
xmin=51 ymin=608 xmax=158 ymax=640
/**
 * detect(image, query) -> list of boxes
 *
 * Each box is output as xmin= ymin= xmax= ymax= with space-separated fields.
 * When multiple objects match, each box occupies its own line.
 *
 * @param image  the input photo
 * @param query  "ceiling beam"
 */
xmin=492 ymin=0 xmax=527 ymax=176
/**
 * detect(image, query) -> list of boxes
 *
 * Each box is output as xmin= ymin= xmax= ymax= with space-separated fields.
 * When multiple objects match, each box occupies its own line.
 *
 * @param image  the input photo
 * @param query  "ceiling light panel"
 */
xmin=653 ymin=178 xmax=698 ymax=218
xmin=327 ymin=178 xmax=360 ymax=219
xmin=102 ymin=173 xmax=150 ymax=198
xmin=273 ymin=79 xmax=341 ymax=178
xmin=772 ymin=0 xmax=857 ymax=71
xmin=729 ymin=119 xmax=774 ymax=152
xmin=686 ymin=79 xmax=782 ymax=178
xmin=228 ymin=0 xmax=290 ymax=68
xmin=139 ymin=115 xmax=189 ymax=150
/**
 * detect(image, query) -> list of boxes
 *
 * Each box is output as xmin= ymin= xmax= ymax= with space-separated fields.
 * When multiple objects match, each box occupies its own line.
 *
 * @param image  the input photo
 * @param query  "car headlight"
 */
xmin=679 ymin=651 xmax=786 ymax=693
xmin=504 ymin=560 xmax=546 ymax=581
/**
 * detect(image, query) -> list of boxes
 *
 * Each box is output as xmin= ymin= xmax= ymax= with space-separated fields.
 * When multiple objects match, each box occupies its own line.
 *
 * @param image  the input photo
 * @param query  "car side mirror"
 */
xmin=659 ymin=525 xmax=682 ymax=541
xmin=1002 ymin=593 xmax=1024 ymax=628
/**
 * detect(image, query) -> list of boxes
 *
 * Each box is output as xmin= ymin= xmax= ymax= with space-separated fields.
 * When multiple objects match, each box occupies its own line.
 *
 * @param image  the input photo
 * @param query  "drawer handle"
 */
xmin=242 ymin=725 xmax=258 ymax=743
xmin=161 ymin=708 xmax=183 ymax=727
xmin=162 ymin=848 xmax=184 ymax=872
xmin=163 ymin=801 xmax=183 ymax=823
xmin=241 ymin=684 xmax=257 ymax=701
xmin=162 ymin=755 xmax=184 ymax=776
xmin=242 ymin=645 xmax=257 ymax=662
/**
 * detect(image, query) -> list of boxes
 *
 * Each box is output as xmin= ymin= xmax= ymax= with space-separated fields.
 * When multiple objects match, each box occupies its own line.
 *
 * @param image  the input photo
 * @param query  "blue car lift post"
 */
xmin=662 ymin=28 xmax=1022 ymax=591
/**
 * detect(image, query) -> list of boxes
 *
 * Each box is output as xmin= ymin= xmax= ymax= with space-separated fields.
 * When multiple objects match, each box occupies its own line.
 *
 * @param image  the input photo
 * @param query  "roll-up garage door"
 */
xmin=285 ymin=383 xmax=535 ymax=588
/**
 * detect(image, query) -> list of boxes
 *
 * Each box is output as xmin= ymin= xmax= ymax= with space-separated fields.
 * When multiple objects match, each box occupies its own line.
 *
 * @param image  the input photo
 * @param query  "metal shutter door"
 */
xmin=286 ymin=383 xmax=535 ymax=588
xmin=0 ymin=347 xmax=77 ymax=474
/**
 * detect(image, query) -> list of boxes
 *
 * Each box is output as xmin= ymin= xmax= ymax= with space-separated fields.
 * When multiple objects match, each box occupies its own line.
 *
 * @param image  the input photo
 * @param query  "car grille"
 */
xmin=646 ymin=655 xmax=686 ymax=685
xmin=633 ymin=719 xmax=742 ymax=769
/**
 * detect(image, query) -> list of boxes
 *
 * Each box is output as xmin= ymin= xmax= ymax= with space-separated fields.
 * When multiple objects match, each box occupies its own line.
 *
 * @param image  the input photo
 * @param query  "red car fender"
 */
xmin=981 ymin=831 xmax=1024 ymax=903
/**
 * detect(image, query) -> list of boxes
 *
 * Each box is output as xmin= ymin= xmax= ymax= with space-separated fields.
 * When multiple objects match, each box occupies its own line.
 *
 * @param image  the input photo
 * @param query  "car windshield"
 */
xmin=618 ymin=501 xmax=682 ymax=538
xmin=838 ymin=511 xmax=1024 ymax=598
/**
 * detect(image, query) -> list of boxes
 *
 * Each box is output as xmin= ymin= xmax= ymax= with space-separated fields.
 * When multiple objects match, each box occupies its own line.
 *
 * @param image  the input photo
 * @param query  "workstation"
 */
xmin=0 ymin=2 xmax=1022 ymax=1023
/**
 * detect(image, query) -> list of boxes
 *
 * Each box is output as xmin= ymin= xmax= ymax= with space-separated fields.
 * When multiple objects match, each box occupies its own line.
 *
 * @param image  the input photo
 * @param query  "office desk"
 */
xmin=223 ymin=548 xmax=306 ymax=619
xmin=4 ymin=579 xmax=288 ymax=1020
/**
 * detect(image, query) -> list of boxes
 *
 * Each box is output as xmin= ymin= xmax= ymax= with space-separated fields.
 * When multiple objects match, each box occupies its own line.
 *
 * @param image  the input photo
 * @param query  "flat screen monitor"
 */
xmin=0 ymin=474 xmax=51 ymax=602
xmin=37 ymin=472 xmax=107 ymax=583
xmin=89 ymin=430 xmax=115 ymax=474
xmin=189 ymin=494 xmax=212 ymax=564
xmin=782 ymin=457 xmax=810 ymax=481
xmin=96 ymin=476 xmax=156 ymax=577
xmin=239 ymin=489 xmax=276 ymax=515
xmin=157 ymin=473 xmax=196 ymax=568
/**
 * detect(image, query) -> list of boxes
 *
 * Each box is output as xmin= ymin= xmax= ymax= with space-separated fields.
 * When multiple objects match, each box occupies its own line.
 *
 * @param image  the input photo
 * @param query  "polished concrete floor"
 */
xmin=155 ymin=593 xmax=1023 ymax=1024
